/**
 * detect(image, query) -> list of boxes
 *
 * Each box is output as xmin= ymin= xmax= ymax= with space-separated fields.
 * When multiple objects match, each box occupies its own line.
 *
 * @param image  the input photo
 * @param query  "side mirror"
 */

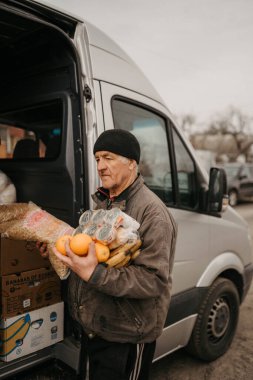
xmin=207 ymin=167 xmax=228 ymax=213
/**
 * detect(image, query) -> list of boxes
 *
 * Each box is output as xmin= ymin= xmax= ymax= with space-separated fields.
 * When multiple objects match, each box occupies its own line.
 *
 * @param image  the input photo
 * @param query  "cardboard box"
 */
xmin=1 ymin=267 xmax=61 ymax=318
xmin=0 ymin=302 xmax=64 ymax=361
xmin=0 ymin=238 xmax=50 ymax=275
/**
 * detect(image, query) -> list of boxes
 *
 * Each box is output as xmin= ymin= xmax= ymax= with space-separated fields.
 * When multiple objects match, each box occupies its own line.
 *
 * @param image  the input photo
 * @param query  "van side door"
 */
xmin=99 ymin=82 xmax=210 ymax=298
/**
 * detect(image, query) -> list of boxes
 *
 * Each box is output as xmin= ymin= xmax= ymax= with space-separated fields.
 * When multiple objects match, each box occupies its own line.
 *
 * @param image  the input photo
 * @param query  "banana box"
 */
xmin=0 ymin=302 xmax=64 ymax=361
xmin=1 ymin=267 xmax=61 ymax=318
xmin=0 ymin=238 xmax=50 ymax=275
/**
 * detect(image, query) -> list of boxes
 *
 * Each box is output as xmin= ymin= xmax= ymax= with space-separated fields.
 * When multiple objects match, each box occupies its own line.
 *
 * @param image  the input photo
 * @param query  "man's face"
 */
xmin=95 ymin=151 xmax=134 ymax=194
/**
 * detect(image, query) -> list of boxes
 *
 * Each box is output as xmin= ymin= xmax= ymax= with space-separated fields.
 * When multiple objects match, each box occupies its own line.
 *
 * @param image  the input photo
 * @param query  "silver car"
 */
xmin=224 ymin=163 xmax=253 ymax=206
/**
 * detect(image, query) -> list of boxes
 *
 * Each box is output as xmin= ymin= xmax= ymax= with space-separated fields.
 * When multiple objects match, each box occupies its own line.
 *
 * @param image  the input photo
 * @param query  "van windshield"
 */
xmin=0 ymin=100 xmax=62 ymax=160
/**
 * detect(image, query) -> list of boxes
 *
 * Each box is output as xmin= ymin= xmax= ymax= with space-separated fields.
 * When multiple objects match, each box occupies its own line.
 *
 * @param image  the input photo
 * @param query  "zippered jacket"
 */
xmin=68 ymin=175 xmax=177 ymax=343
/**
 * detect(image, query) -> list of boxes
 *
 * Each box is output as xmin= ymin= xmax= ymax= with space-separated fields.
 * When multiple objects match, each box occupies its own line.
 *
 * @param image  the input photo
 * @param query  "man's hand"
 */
xmin=53 ymin=239 xmax=98 ymax=282
xmin=36 ymin=227 xmax=74 ymax=259
xmin=36 ymin=241 xmax=49 ymax=258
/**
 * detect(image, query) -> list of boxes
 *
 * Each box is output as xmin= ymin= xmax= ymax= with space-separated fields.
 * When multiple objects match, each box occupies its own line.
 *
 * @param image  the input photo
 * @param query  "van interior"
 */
xmin=0 ymin=5 xmax=87 ymax=227
xmin=0 ymin=5 xmax=89 ymax=375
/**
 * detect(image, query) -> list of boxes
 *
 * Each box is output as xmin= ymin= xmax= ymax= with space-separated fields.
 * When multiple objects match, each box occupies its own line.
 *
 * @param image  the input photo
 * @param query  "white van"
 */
xmin=0 ymin=0 xmax=252 ymax=378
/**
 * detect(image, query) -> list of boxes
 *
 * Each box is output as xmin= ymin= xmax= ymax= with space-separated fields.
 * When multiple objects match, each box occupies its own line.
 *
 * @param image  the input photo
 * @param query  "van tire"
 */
xmin=186 ymin=277 xmax=240 ymax=362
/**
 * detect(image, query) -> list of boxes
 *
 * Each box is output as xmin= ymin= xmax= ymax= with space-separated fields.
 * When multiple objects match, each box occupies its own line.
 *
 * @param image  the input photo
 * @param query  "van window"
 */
xmin=112 ymin=99 xmax=173 ymax=204
xmin=112 ymin=99 xmax=199 ymax=210
xmin=0 ymin=100 xmax=62 ymax=160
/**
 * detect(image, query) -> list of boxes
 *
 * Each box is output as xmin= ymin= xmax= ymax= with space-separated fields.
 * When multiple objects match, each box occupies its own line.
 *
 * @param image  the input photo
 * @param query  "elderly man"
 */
xmin=48 ymin=129 xmax=177 ymax=380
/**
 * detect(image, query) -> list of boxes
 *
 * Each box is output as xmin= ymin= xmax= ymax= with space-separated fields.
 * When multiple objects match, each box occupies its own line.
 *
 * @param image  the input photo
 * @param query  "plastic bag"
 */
xmin=76 ymin=208 xmax=140 ymax=248
xmin=108 ymin=226 xmax=139 ymax=250
xmin=0 ymin=171 xmax=16 ymax=204
xmin=0 ymin=202 xmax=72 ymax=279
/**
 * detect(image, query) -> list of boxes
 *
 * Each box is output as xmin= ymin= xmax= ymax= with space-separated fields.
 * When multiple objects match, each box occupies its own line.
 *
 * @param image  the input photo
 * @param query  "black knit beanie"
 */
xmin=93 ymin=129 xmax=140 ymax=163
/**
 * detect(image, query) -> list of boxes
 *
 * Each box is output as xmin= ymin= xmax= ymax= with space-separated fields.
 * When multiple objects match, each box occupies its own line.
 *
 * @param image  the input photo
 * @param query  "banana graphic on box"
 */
xmin=0 ymin=314 xmax=44 ymax=356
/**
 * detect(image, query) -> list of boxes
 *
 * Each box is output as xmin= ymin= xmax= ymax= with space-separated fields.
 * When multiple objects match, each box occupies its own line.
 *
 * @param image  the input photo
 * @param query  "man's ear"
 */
xmin=129 ymin=159 xmax=137 ymax=170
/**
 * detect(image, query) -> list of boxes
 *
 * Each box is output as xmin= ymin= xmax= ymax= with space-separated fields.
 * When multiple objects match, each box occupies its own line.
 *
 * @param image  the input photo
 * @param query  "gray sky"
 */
xmin=39 ymin=0 xmax=253 ymax=124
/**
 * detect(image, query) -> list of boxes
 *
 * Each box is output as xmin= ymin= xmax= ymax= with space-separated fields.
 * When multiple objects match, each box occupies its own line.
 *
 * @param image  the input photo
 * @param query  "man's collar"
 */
xmin=92 ymin=175 xmax=141 ymax=210
xmin=92 ymin=188 xmax=127 ymax=210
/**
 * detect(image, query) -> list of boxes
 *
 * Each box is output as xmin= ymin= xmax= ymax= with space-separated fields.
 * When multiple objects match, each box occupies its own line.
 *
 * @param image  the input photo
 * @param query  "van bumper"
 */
xmin=242 ymin=262 xmax=253 ymax=301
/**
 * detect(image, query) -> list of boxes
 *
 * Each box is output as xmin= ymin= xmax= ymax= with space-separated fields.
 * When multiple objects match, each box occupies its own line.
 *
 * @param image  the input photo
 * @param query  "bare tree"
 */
xmin=190 ymin=106 xmax=253 ymax=162
xmin=176 ymin=113 xmax=196 ymax=136
xmin=207 ymin=106 xmax=252 ymax=136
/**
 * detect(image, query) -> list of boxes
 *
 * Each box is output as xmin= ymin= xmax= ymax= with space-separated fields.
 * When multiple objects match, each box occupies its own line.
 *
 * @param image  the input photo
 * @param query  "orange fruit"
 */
xmin=70 ymin=233 xmax=92 ymax=256
xmin=95 ymin=242 xmax=110 ymax=262
xmin=55 ymin=235 xmax=73 ymax=255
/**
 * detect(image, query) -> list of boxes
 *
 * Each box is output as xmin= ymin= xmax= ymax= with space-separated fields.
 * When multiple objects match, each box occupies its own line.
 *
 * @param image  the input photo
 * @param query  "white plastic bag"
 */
xmin=0 ymin=171 xmax=16 ymax=204
xmin=76 ymin=208 xmax=140 ymax=248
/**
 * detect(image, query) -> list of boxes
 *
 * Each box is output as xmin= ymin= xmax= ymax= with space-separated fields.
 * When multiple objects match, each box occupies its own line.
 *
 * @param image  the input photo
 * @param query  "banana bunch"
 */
xmin=105 ymin=239 xmax=142 ymax=269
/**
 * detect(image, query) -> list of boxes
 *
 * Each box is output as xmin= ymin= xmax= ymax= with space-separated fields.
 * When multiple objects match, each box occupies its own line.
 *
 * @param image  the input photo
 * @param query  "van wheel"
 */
xmin=186 ymin=277 xmax=240 ymax=362
xmin=228 ymin=190 xmax=238 ymax=206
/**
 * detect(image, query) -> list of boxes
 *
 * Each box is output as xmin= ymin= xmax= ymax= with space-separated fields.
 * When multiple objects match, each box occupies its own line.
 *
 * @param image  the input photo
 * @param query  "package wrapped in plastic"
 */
xmin=0 ymin=202 xmax=72 ymax=279
xmin=76 ymin=208 xmax=140 ymax=248
xmin=108 ymin=227 xmax=139 ymax=250
xmin=0 ymin=171 xmax=16 ymax=204
xmin=76 ymin=208 xmax=142 ymax=268
xmin=47 ymin=243 xmax=71 ymax=280
xmin=0 ymin=202 xmax=29 ymax=224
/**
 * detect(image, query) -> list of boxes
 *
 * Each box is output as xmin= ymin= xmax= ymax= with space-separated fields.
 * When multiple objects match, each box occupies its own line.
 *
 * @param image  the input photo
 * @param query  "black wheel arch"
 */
xmin=220 ymin=269 xmax=243 ymax=302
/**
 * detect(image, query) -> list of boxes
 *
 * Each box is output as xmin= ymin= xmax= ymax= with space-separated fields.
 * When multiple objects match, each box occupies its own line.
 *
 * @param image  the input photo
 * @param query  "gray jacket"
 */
xmin=68 ymin=175 xmax=177 ymax=343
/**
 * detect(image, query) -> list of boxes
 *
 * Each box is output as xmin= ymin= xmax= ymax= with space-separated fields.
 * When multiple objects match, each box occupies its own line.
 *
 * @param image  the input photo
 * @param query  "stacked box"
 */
xmin=1 ymin=267 xmax=62 ymax=318
xmin=0 ymin=302 xmax=64 ymax=361
xmin=0 ymin=237 xmax=64 ymax=362
xmin=0 ymin=238 xmax=50 ymax=275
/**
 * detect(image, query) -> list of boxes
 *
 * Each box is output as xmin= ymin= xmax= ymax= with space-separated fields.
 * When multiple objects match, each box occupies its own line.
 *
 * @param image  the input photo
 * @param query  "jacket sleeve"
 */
xmin=88 ymin=202 xmax=177 ymax=299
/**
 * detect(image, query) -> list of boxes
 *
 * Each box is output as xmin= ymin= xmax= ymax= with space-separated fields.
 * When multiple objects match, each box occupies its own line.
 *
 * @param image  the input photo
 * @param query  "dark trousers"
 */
xmin=80 ymin=334 xmax=156 ymax=380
